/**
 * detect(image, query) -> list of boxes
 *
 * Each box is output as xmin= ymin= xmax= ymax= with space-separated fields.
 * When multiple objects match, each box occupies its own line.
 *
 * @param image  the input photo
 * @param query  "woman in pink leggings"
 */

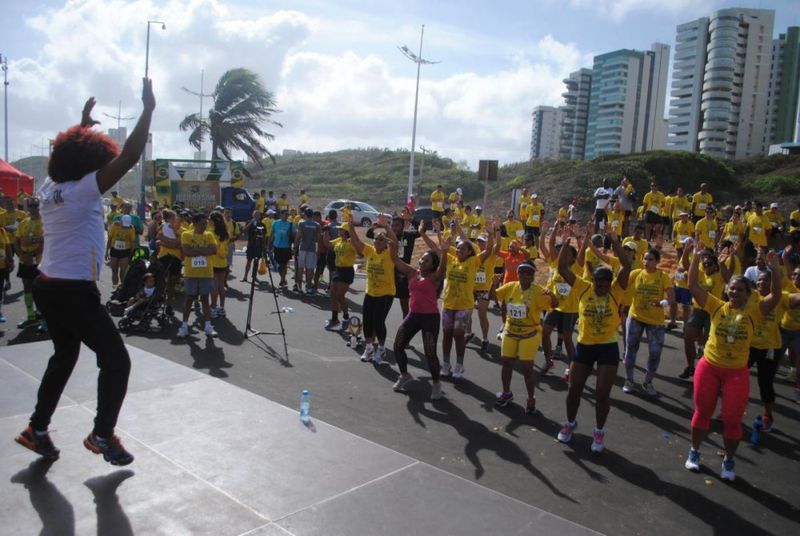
xmin=685 ymin=241 xmax=782 ymax=482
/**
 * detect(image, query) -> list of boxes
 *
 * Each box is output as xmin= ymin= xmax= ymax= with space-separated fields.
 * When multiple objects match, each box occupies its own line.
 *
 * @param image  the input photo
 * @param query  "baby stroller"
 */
xmin=106 ymin=247 xmax=151 ymax=316
xmin=117 ymin=258 xmax=170 ymax=332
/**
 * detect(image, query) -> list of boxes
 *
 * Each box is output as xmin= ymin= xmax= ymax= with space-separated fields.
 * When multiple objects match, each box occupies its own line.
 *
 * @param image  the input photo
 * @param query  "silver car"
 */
xmin=323 ymin=199 xmax=392 ymax=227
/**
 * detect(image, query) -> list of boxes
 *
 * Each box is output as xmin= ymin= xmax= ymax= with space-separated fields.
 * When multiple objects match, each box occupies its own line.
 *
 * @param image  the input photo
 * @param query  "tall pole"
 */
xmin=418 ymin=145 xmax=430 ymax=199
xmin=139 ymin=20 xmax=166 ymax=219
xmin=181 ymin=69 xmax=214 ymax=159
xmin=1 ymin=54 xmax=8 ymax=162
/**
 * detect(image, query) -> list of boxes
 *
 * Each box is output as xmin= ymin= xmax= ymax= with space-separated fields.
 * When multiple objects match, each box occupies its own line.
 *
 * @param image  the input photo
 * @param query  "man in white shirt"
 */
xmin=593 ymin=178 xmax=614 ymax=233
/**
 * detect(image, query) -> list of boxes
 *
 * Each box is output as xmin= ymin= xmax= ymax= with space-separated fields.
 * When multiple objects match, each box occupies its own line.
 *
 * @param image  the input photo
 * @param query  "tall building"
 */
xmin=530 ymin=106 xmax=564 ymax=160
xmin=108 ymin=127 xmax=127 ymax=149
xmin=696 ymin=8 xmax=775 ymax=159
xmin=559 ymin=68 xmax=593 ymax=160
xmin=668 ymin=18 xmax=710 ymax=152
xmin=768 ymin=27 xmax=800 ymax=145
xmin=583 ymin=43 xmax=670 ymax=160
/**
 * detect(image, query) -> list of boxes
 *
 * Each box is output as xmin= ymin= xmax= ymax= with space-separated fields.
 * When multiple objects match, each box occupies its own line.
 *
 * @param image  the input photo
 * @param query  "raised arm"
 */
xmin=608 ymin=229 xmax=630 ymax=290
xmin=557 ymin=237 xmax=577 ymax=286
xmin=687 ymin=241 xmax=708 ymax=309
xmin=539 ymin=221 xmax=550 ymax=260
xmin=387 ymin=236 xmax=415 ymax=276
xmin=349 ymin=225 xmax=366 ymax=256
xmin=760 ymin=252 xmax=783 ymax=316
xmin=718 ymin=247 xmax=734 ymax=283
xmin=478 ymin=221 xmax=495 ymax=264
xmin=433 ymin=237 xmax=452 ymax=285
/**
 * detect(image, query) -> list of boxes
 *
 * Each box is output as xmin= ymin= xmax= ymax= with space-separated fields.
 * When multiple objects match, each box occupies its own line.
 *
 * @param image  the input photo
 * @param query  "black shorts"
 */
xmin=273 ymin=247 xmax=292 ymax=267
xmin=433 ymin=210 xmax=444 ymax=222
xmin=110 ymin=248 xmax=131 ymax=259
xmin=395 ymin=271 xmax=410 ymax=300
xmin=543 ymin=310 xmax=578 ymax=334
xmin=644 ymin=211 xmax=662 ymax=225
xmin=159 ymin=254 xmax=183 ymax=276
xmin=662 ymin=216 xmax=671 ymax=226
xmin=594 ymin=209 xmax=608 ymax=223
xmin=17 ymin=263 xmax=40 ymax=280
xmin=246 ymin=247 xmax=264 ymax=261
xmin=686 ymin=309 xmax=710 ymax=331
xmin=326 ymin=250 xmax=337 ymax=271
xmin=574 ymin=342 xmax=619 ymax=367
xmin=333 ymin=266 xmax=355 ymax=285
xmin=317 ymin=251 xmax=328 ymax=269
xmin=493 ymin=266 xmax=504 ymax=275
xmin=213 ymin=267 xmax=227 ymax=274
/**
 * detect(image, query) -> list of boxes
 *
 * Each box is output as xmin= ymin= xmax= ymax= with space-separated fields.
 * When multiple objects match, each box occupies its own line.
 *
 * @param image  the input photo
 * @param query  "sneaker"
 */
xmin=622 ymin=380 xmax=635 ymax=394
xmin=292 ymin=284 xmax=300 ymax=293
xmin=360 ymin=346 xmax=375 ymax=362
xmin=0 ymin=312 xmax=5 ymax=323
xmin=697 ymin=345 xmax=704 ymax=357
xmin=17 ymin=316 xmax=38 ymax=329
xmin=480 ymin=339 xmax=490 ymax=353
xmin=452 ymin=363 xmax=464 ymax=379
xmin=83 ymin=434 xmax=134 ymax=466
xmin=3 ymin=280 xmax=10 ymax=291
xmin=440 ymin=362 xmax=452 ymax=377
xmin=210 ymin=307 xmax=219 ymax=319
xmin=684 ymin=448 xmax=700 ymax=471
xmin=590 ymin=429 xmax=605 ymax=453
xmin=373 ymin=347 xmax=384 ymax=365
xmin=464 ymin=333 xmax=475 ymax=345
xmin=177 ymin=324 xmax=189 ymax=338
xmin=324 ymin=319 xmax=341 ymax=331
xmin=666 ymin=322 xmax=678 ymax=330
xmin=37 ymin=320 xmax=47 ymax=334
xmin=720 ymin=458 xmax=736 ymax=481
xmin=761 ymin=415 xmax=773 ymax=433
xmin=540 ymin=360 xmax=555 ymax=376
xmin=495 ymin=391 xmax=514 ymax=407
xmin=496 ymin=329 xmax=503 ymax=341
xmin=218 ymin=307 xmax=226 ymax=317
xmin=562 ymin=368 xmax=570 ymax=381
xmin=165 ymin=305 xmax=174 ymax=316
xmin=557 ymin=421 xmax=577 ymax=443
xmin=553 ymin=343 xmax=563 ymax=358
xmin=392 ymin=374 xmax=413 ymax=392
xmin=642 ymin=381 xmax=658 ymax=397
xmin=525 ymin=398 xmax=536 ymax=415
xmin=204 ymin=325 xmax=218 ymax=338
xmin=338 ymin=320 xmax=349 ymax=333
xmin=679 ymin=366 xmax=695 ymax=380
xmin=14 ymin=425 xmax=60 ymax=460
xmin=430 ymin=382 xmax=443 ymax=400
xmin=306 ymin=287 xmax=315 ymax=295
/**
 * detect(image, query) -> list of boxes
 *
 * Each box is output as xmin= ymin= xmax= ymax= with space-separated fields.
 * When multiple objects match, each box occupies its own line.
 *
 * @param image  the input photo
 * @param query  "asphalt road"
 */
xmin=2 ymin=254 xmax=799 ymax=536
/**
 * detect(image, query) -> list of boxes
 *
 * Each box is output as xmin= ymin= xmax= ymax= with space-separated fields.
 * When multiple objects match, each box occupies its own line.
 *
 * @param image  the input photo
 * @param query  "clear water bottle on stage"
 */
xmin=300 ymin=389 xmax=311 ymax=423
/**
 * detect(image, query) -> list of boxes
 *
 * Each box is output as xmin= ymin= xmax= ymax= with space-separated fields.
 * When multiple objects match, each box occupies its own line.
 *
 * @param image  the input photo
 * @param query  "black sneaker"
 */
xmin=495 ymin=391 xmax=514 ymax=407
xmin=15 ymin=425 xmax=60 ymax=460
xmin=679 ymin=366 xmax=695 ymax=380
xmin=480 ymin=339 xmax=490 ymax=353
xmin=83 ymin=434 xmax=134 ymax=466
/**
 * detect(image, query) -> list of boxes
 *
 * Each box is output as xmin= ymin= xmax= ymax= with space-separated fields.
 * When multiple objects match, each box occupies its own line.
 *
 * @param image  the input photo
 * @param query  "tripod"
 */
xmin=244 ymin=251 xmax=289 ymax=361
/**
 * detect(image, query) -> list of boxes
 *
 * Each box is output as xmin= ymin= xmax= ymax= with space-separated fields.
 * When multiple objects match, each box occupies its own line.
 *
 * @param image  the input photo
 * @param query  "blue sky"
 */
xmin=1 ymin=0 xmax=797 ymax=168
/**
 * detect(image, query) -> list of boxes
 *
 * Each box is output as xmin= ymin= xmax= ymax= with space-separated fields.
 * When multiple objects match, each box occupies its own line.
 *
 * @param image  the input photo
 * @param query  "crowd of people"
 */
xmin=5 ymin=87 xmax=799 ymax=481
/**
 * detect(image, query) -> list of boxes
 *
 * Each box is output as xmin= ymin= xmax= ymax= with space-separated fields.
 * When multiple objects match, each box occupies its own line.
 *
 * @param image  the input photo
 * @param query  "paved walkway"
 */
xmin=0 ymin=341 xmax=598 ymax=535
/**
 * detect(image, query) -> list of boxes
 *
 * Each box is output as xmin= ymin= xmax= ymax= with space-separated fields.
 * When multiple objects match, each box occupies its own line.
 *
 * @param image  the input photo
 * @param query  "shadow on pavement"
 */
xmin=10 ymin=458 xmax=75 ymax=535
xmin=84 ymin=470 xmax=135 ymax=536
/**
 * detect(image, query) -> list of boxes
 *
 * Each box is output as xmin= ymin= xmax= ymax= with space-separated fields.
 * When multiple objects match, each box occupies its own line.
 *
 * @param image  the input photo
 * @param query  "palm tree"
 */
xmin=179 ymin=68 xmax=281 ymax=165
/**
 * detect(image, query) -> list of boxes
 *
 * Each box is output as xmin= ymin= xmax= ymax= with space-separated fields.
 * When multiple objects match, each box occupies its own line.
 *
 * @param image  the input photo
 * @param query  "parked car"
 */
xmin=412 ymin=206 xmax=435 ymax=229
xmin=323 ymin=199 xmax=392 ymax=227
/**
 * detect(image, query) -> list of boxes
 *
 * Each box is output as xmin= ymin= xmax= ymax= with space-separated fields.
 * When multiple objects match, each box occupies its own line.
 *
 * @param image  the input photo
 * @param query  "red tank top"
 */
xmin=409 ymin=271 xmax=439 ymax=314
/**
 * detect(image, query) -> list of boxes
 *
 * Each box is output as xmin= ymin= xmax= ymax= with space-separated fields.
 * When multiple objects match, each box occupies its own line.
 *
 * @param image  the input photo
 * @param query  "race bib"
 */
xmin=649 ymin=205 xmax=660 ymax=214
xmin=114 ymin=240 xmax=127 ymax=250
xmin=729 ymin=235 xmax=738 ymax=242
xmin=678 ymin=235 xmax=688 ymax=243
xmin=475 ymin=271 xmax=486 ymax=284
xmin=508 ymin=303 xmax=527 ymax=319
xmin=698 ymin=203 xmax=707 ymax=211
xmin=556 ymin=283 xmax=571 ymax=296
xmin=754 ymin=226 xmax=762 ymax=234
xmin=533 ymin=215 xmax=540 ymax=222
xmin=771 ymin=222 xmax=778 ymax=228
xmin=675 ymin=271 xmax=685 ymax=281
xmin=708 ymin=230 xmax=716 ymax=239
xmin=612 ymin=220 xmax=620 ymax=230
xmin=190 ymin=257 xmax=208 ymax=269
xmin=0 ymin=250 xmax=5 ymax=260
xmin=515 ymin=230 xmax=524 ymax=237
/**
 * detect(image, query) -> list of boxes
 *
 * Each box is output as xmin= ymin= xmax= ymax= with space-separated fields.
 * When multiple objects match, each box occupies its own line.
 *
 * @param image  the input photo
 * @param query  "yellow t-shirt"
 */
xmin=495 ymin=282 xmax=552 ymax=336
xmin=503 ymin=220 xmax=525 ymax=240
xmin=16 ymin=218 xmax=44 ymax=256
xmin=158 ymin=222 xmax=183 ymax=259
xmin=474 ymin=253 xmax=496 ymax=292
xmin=781 ymin=287 xmax=800 ymax=330
xmin=261 ymin=217 xmax=275 ymax=238
xmin=431 ymin=191 xmax=445 ymax=212
xmin=331 ymin=237 xmax=357 ymax=268
xmin=443 ymin=254 xmax=480 ymax=310
xmin=702 ymin=294 xmax=761 ymax=369
xmin=722 ymin=221 xmax=744 ymax=243
xmin=608 ymin=211 xmax=625 ymax=234
xmin=111 ymin=195 xmax=124 ymax=211
xmin=622 ymin=237 xmax=648 ymax=269
xmin=362 ymin=244 xmax=396 ymax=297
xmin=672 ymin=220 xmax=695 ymax=243
xmin=256 ymin=197 xmax=266 ymax=213
xmin=225 ymin=218 xmax=238 ymax=240
xmin=0 ymin=208 xmax=26 ymax=228
xmin=558 ymin=207 xmax=568 ymax=222
xmin=628 ymin=269 xmax=672 ymax=325
xmin=573 ymin=277 xmax=626 ymax=345
xmin=108 ymin=225 xmax=136 ymax=251
xmin=525 ymin=202 xmax=545 ymax=228
xmin=276 ymin=198 xmax=289 ymax=211
xmin=752 ymin=292 xmax=788 ymax=350
xmin=692 ymin=192 xmax=713 ymax=217
xmin=546 ymin=258 xmax=582 ymax=314
xmin=693 ymin=269 xmax=725 ymax=309
xmin=518 ymin=201 xmax=530 ymax=223
xmin=181 ymin=230 xmax=217 ymax=279
xmin=790 ymin=209 xmax=800 ymax=232
xmin=299 ymin=194 xmax=309 ymax=207
xmin=671 ymin=196 xmax=691 ymax=219
xmin=0 ymin=229 xmax=9 ymax=269
xmin=212 ymin=237 xmax=229 ymax=269
xmin=582 ymin=249 xmax=620 ymax=280
xmin=448 ymin=192 xmax=460 ymax=210
xmin=766 ymin=210 xmax=783 ymax=229
xmin=694 ymin=217 xmax=718 ymax=245
xmin=643 ymin=191 xmax=665 ymax=216
xmin=747 ymin=213 xmax=769 ymax=247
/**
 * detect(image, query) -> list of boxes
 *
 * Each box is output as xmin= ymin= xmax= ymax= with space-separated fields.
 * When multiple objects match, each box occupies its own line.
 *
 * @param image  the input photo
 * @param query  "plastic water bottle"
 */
xmin=281 ymin=306 xmax=295 ymax=315
xmin=300 ymin=389 xmax=311 ymax=423
xmin=750 ymin=416 xmax=762 ymax=444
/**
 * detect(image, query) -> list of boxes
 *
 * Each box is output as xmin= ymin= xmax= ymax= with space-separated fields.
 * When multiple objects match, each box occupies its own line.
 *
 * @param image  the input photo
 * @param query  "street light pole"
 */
xmin=138 ymin=20 xmax=166 ymax=219
xmin=1 ymin=54 xmax=9 ymax=162
xmin=181 ymin=69 xmax=214 ymax=159
xmin=399 ymin=26 xmax=439 ymax=201
xmin=418 ymin=145 xmax=431 ymax=199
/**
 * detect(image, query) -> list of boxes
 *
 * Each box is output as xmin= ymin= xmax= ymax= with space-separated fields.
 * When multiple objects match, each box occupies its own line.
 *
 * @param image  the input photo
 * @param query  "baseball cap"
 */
xmin=517 ymin=261 xmax=536 ymax=272
xmin=456 ymin=188 xmax=463 ymax=195
xmin=476 ymin=234 xmax=488 ymax=242
xmin=266 ymin=209 xmax=276 ymax=216
xmin=338 ymin=222 xmax=352 ymax=232
xmin=770 ymin=202 xmax=778 ymax=208
xmin=531 ymin=193 xmax=538 ymax=198
xmin=214 ymin=205 xmax=225 ymax=211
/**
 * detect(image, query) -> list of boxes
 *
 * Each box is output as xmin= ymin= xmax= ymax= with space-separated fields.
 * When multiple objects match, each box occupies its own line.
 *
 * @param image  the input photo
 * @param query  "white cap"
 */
xmin=681 ymin=236 xmax=694 ymax=245
xmin=121 ymin=215 xmax=132 ymax=227
xmin=531 ymin=193 xmax=538 ymax=198
xmin=475 ymin=206 xmax=482 ymax=211
xmin=770 ymin=202 xmax=778 ymax=208
xmin=456 ymin=188 xmax=463 ymax=195
xmin=266 ymin=209 xmax=276 ymax=216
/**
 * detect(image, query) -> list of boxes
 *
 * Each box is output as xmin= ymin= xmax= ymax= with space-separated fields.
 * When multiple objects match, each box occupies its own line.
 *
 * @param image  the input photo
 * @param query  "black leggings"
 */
xmin=363 ymin=294 xmax=394 ymax=340
xmin=748 ymin=347 xmax=780 ymax=404
xmin=32 ymin=278 xmax=131 ymax=437
xmin=394 ymin=313 xmax=441 ymax=380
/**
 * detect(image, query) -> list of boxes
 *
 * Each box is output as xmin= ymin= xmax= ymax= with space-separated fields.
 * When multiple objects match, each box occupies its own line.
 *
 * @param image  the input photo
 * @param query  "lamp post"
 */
xmin=1 ymin=53 xmax=8 ymax=162
xmin=181 ymin=69 xmax=214 ymax=160
xmin=399 ymin=25 xmax=439 ymax=201
xmin=418 ymin=145 xmax=432 ymax=199
xmin=138 ymin=20 xmax=166 ymax=219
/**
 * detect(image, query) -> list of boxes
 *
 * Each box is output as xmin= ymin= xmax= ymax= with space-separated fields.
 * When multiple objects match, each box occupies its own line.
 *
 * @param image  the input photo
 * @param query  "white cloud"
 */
xmin=568 ymin=0 xmax=711 ymax=22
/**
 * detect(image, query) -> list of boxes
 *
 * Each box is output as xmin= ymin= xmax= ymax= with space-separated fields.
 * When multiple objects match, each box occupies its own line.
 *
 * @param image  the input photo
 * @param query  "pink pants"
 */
xmin=691 ymin=357 xmax=750 ymax=440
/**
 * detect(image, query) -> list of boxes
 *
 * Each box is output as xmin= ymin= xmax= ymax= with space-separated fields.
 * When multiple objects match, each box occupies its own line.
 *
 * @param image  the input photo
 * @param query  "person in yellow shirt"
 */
xmin=622 ymin=248 xmax=674 ymax=396
xmin=466 ymin=229 xmax=496 ymax=351
xmin=766 ymin=202 xmax=784 ymax=242
xmin=448 ymin=188 xmax=462 ymax=211
xmin=525 ymin=193 xmax=545 ymax=238
xmin=503 ymin=210 xmax=525 ymax=241
xmin=671 ymin=187 xmax=691 ymax=220
xmin=299 ymin=189 xmax=309 ymax=208
xmin=691 ymin=183 xmax=713 ymax=223
xmin=469 ymin=206 xmax=486 ymax=238
xmin=276 ymin=193 xmax=289 ymax=212
xmin=0 ymin=226 xmax=15 ymax=322
xmin=694 ymin=206 xmax=719 ymax=249
xmin=745 ymin=202 xmax=770 ymax=250
xmin=789 ymin=201 xmax=800 ymax=233
xmin=322 ymin=222 xmax=358 ymax=330
xmin=622 ymin=225 xmax=648 ymax=270
xmin=721 ymin=207 xmax=745 ymax=245
xmin=557 ymin=205 xmax=568 ymax=224
xmin=518 ymin=188 xmax=530 ymax=224
xmin=110 ymin=190 xmax=124 ymax=212
xmin=555 ymin=226 xmax=631 ymax=453
xmin=685 ymin=243 xmax=783 ymax=482
xmin=430 ymin=184 xmax=446 ymax=224
xmin=156 ymin=209 xmax=184 ymax=312
xmin=177 ymin=213 xmax=218 ymax=339
xmin=105 ymin=215 xmax=136 ymax=287
xmin=494 ymin=260 xmax=557 ymax=412
xmin=607 ymin=200 xmax=626 ymax=237
xmin=15 ymin=199 xmax=45 ymax=330
xmin=642 ymin=182 xmax=665 ymax=241
xmin=255 ymin=192 xmax=266 ymax=214
xmin=209 ymin=211 xmax=230 ymax=318
xmin=672 ymin=211 xmax=695 ymax=250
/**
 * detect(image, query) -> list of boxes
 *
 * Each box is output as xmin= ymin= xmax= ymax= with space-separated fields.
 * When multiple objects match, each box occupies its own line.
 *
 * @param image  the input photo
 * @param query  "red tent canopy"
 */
xmin=0 ymin=159 xmax=34 ymax=197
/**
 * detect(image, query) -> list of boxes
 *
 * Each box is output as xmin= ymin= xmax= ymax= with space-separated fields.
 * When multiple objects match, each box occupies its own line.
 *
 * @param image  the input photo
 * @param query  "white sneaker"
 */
xmin=372 ymin=348 xmax=384 ymax=365
xmin=360 ymin=345 xmax=375 ymax=362
xmin=496 ymin=329 xmax=503 ymax=341
xmin=204 ymin=324 xmax=218 ymax=338
xmin=392 ymin=374 xmax=413 ymax=392
xmin=720 ymin=458 xmax=735 ymax=481
xmin=557 ymin=421 xmax=577 ymax=443
xmin=177 ymin=324 xmax=189 ymax=338
xmin=590 ymin=429 xmax=605 ymax=453
xmin=622 ymin=380 xmax=635 ymax=394
xmin=440 ymin=362 xmax=452 ymax=377
xmin=210 ymin=307 xmax=219 ymax=319
xmin=684 ymin=449 xmax=700 ymax=472
xmin=452 ymin=363 xmax=464 ymax=379
xmin=642 ymin=381 xmax=658 ymax=397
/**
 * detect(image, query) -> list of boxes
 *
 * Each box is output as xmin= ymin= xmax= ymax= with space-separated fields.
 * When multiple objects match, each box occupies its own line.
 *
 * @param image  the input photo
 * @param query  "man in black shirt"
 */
xmin=241 ymin=210 xmax=266 ymax=282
